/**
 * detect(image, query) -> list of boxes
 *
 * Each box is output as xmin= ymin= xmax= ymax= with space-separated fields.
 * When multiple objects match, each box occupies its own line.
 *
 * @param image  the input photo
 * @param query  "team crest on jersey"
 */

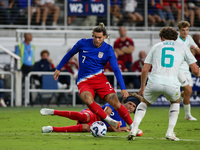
xmin=98 ymin=52 xmax=104 ymax=58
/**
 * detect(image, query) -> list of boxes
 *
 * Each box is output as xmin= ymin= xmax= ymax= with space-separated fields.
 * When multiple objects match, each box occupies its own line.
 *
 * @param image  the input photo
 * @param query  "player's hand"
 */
xmin=120 ymin=127 xmax=130 ymax=132
xmin=138 ymin=87 xmax=145 ymax=96
xmin=121 ymin=90 xmax=129 ymax=99
xmin=53 ymin=69 xmax=60 ymax=81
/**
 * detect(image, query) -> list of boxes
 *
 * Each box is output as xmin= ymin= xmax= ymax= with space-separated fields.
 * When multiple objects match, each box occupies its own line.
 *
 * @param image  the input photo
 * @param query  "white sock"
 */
xmin=104 ymin=115 xmax=117 ymax=126
xmin=167 ymin=103 xmax=180 ymax=134
xmin=183 ymin=104 xmax=191 ymax=117
xmin=130 ymin=102 xmax=147 ymax=132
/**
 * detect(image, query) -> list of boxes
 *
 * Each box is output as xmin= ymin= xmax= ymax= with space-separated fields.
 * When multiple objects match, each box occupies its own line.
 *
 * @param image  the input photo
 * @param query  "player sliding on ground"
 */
xmin=127 ymin=27 xmax=200 ymax=141
xmin=40 ymin=93 xmax=143 ymax=136
xmin=53 ymin=23 xmax=135 ymax=139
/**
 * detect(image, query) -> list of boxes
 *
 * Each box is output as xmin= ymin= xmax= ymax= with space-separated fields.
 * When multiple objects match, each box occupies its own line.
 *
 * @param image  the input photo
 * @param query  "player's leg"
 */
xmin=178 ymin=72 xmax=196 ymax=120
xmin=182 ymin=85 xmax=196 ymax=120
xmin=94 ymin=75 xmax=132 ymax=128
xmin=164 ymin=85 xmax=181 ymax=141
xmin=126 ymin=97 xmax=150 ymax=140
xmin=41 ymin=109 xmax=98 ymax=133
xmin=127 ymin=83 xmax=161 ymax=140
xmin=80 ymin=91 xmax=106 ymax=119
xmin=40 ymin=108 xmax=89 ymax=122
xmin=165 ymin=100 xmax=180 ymax=141
xmin=42 ymin=124 xmax=89 ymax=133
xmin=104 ymin=93 xmax=133 ymax=127
xmin=79 ymin=91 xmax=120 ymax=128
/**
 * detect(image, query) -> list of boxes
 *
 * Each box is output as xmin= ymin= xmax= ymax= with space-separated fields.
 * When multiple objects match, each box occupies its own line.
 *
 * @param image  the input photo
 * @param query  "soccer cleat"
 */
xmin=136 ymin=129 xmax=143 ymax=136
xmin=127 ymin=130 xmax=137 ymax=140
xmin=109 ymin=120 xmax=122 ymax=129
xmin=184 ymin=116 xmax=197 ymax=121
xmin=42 ymin=126 xmax=53 ymax=133
xmin=40 ymin=108 xmax=54 ymax=115
xmin=165 ymin=133 xmax=180 ymax=141
xmin=0 ymin=99 xmax=7 ymax=107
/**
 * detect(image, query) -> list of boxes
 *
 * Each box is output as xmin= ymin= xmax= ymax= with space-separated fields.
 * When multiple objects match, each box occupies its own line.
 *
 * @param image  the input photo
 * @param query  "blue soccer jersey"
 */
xmin=57 ymin=38 xmax=126 ymax=90
xmin=101 ymin=103 xmax=126 ymax=127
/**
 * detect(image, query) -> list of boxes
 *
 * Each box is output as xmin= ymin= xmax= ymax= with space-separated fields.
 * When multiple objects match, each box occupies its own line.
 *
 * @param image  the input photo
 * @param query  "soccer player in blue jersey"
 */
xmin=40 ymin=93 xmax=143 ymax=136
xmin=53 ymin=23 xmax=135 ymax=139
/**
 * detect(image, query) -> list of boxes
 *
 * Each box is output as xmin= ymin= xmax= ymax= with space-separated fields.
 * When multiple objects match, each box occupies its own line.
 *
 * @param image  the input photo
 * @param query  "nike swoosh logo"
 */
xmin=170 ymin=110 xmax=178 ymax=113
xmin=137 ymin=109 xmax=144 ymax=111
xmin=83 ymin=50 xmax=89 ymax=53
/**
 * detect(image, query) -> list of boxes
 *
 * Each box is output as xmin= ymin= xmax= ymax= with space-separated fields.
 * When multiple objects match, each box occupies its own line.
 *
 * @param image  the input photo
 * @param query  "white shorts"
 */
xmin=178 ymin=71 xmax=193 ymax=87
xmin=144 ymin=83 xmax=180 ymax=104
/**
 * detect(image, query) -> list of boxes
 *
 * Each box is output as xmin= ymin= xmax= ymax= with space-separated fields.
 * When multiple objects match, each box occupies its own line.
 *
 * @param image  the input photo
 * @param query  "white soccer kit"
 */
xmin=177 ymin=35 xmax=198 ymax=86
xmin=144 ymin=40 xmax=196 ymax=103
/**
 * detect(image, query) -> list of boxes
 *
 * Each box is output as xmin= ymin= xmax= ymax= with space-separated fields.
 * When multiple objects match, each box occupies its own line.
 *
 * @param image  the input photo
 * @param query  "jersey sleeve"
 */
xmin=184 ymin=47 xmax=197 ymax=65
xmin=56 ymin=40 xmax=81 ymax=70
xmin=108 ymin=47 xmax=126 ymax=90
xmin=189 ymin=35 xmax=198 ymax=48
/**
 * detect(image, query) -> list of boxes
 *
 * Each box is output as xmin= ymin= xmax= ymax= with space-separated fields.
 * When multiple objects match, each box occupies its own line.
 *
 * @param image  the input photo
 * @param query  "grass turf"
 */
xmin=0 ymin=106 xmax=199 ymax=150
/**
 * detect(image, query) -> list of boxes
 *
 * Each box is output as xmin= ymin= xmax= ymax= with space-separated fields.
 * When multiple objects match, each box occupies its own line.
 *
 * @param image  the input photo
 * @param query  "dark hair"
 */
xmin=92 ymin=22 xmax=109 ymax=38
xmin=178 ymin=21 xmax=190 ymax=29
xmin=159 ymin=26 xmax=178 ymax=41
xmin=40 ymin=50 xmax=49 ymax=57
xmin=121 ymin=93 xmax=142 ymax=113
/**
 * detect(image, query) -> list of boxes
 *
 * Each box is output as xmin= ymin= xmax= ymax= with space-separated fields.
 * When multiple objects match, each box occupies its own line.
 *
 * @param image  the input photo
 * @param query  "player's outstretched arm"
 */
xmin=53 ymin=69 xmax=60 ymax=81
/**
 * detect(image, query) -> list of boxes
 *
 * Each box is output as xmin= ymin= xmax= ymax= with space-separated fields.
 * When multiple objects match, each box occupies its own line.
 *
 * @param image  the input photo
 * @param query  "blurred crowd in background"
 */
xmin=1 ymin=0 xmax=200 ymax=29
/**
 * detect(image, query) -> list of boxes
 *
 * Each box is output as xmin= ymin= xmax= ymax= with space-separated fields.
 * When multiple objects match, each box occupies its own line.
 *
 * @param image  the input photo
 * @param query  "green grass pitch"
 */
xmin=0 ymin=106 xmax=199 ymax=150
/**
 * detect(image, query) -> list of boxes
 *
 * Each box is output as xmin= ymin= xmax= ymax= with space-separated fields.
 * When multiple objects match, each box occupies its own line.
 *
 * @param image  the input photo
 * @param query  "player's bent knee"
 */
xmin=80 ymin=92 xmax=94 ymax=105
xmin=112 ymin=102 xmax=121 ymax=110
xmin=184 ymin=87 xmax=192 ymax=95
xmin=104 ymin=93 xmax=121 ymax=109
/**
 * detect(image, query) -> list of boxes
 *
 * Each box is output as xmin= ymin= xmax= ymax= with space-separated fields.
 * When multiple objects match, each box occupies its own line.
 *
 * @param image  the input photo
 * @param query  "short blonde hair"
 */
xmin=178 ymin=21 xmax=190 ymax=29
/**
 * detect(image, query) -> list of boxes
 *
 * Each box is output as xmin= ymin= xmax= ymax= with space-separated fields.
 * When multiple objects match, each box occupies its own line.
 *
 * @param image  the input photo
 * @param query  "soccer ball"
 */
xmin=90 ymin=121 xmax=107 ymax=137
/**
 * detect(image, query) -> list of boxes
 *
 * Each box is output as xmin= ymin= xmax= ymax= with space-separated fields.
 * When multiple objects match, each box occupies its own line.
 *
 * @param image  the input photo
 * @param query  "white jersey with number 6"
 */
xmin=145 ymin=40 xmax=196 ymax=87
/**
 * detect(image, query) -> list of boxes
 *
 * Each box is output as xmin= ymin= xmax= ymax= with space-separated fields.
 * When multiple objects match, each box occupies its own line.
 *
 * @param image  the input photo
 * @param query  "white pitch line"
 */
xmin=0 ymin=132 xmax=199 ymax=142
